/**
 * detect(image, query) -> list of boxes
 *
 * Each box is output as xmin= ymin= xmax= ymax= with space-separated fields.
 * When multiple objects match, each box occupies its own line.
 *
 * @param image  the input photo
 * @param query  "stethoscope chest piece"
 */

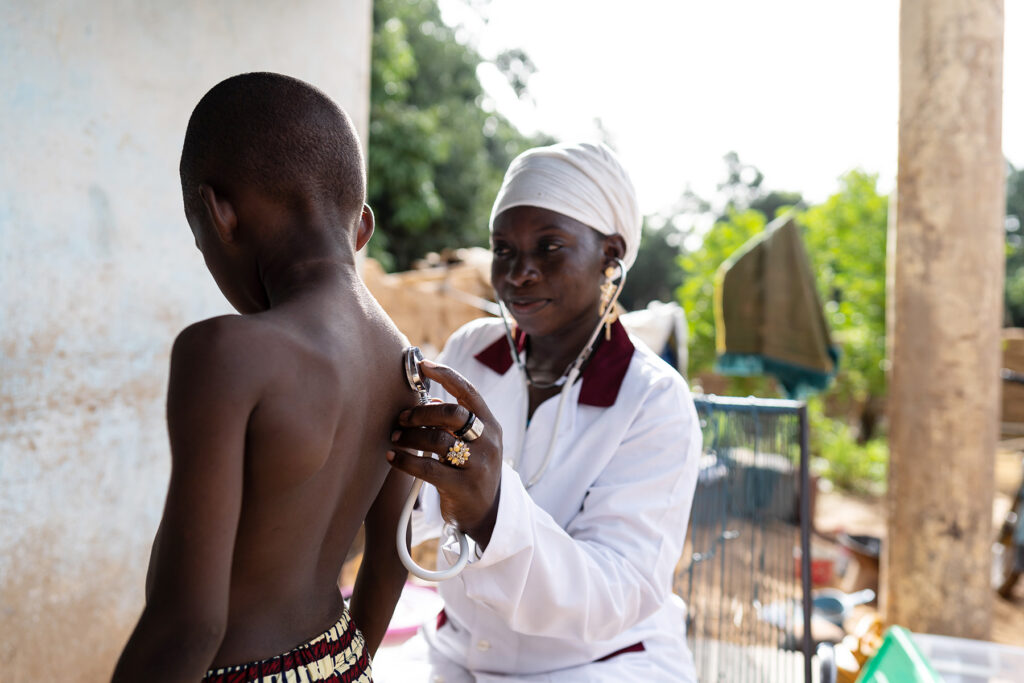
xmin=404 ymin=346 xmax=430 ymax=399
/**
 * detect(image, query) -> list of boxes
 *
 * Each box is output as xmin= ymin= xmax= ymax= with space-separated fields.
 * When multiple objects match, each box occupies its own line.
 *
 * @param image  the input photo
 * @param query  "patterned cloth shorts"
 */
xmin=203 ymin=608 xmax=372 ymax=682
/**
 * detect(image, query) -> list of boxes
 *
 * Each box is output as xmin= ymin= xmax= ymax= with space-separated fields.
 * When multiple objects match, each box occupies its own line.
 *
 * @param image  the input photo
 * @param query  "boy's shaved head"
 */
xmin=180 ymin=72 xmax=365 ymax=221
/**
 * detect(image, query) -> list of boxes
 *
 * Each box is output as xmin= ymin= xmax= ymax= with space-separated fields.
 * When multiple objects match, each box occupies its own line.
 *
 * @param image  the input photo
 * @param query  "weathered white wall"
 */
xmin=0 ymin=2 xmax=372 ymax=680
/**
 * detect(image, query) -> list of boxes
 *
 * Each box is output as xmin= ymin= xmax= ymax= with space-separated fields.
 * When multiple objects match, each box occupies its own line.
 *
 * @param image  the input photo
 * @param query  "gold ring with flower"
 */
xmin=446 ymin=439 xmax=471 ymax=467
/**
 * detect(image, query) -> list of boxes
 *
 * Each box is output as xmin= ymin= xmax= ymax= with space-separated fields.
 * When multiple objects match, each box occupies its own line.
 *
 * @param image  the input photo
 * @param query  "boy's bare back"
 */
xmin=114 ymin=73 xmax=415 ymax=682
xmin=165 ymin=288 xmax=414 ymax=665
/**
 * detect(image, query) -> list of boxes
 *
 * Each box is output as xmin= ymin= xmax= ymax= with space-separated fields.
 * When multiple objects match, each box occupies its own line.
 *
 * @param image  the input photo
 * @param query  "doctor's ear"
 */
xmin=602 ymin=234 xmax=626 ymax=267
xmin=197 ymin=184 xmax=238 ymax=244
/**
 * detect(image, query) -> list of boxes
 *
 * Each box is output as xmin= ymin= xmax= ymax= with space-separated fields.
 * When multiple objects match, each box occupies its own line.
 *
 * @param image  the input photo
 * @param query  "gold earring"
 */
xmin=599 ymin=266 xmax=618 ymax=340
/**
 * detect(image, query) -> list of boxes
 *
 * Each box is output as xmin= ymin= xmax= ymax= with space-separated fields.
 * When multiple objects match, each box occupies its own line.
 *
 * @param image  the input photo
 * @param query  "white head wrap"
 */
xmin=489 ymin=141 xmax=641 ymax=270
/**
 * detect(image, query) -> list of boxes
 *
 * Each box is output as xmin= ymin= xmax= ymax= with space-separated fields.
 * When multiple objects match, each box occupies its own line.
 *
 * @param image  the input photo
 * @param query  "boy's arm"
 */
xmin=113 ymin=320 xmax=258 ymax=683
xmin=349 ymin=467 xmax=414 ymax=656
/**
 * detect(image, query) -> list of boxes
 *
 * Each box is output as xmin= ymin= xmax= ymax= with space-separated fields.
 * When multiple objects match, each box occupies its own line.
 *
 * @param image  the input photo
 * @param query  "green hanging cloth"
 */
xmin=713 ymin=214 xmax=839 ymax=399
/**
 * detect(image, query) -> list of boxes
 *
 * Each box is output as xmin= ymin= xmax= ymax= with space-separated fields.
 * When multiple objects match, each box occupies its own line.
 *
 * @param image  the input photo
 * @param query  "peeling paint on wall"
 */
xmin=0 ymin=2 xmax=372 ymax=680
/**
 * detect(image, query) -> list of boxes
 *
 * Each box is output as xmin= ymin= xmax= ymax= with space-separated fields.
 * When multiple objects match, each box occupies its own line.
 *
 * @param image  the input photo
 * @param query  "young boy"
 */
xmin=113 ymin=73 xmax=416 ymax=682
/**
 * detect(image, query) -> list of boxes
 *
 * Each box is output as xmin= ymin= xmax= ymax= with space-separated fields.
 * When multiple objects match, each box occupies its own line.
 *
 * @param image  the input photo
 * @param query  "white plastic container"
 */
xmin=912 ymin=632 xmax=1024 ymax=683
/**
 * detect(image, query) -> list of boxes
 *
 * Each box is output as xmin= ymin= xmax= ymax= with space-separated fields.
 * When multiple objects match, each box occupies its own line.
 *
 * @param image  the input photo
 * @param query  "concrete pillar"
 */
xmin=885 ymin=0 xmax=1004 ymax=637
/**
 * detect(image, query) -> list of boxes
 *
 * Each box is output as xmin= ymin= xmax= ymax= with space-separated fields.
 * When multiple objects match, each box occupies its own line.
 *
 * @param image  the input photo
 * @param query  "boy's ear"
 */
xmin=355 ymin=204 xmax=375 ymax=251
xmin=197 ymin=184 xmax=238 ymax=244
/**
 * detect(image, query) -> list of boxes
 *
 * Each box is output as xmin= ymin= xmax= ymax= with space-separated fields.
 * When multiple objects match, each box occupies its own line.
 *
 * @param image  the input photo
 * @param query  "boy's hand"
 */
xmin=386 ymin=360 xmax=503 ymax=548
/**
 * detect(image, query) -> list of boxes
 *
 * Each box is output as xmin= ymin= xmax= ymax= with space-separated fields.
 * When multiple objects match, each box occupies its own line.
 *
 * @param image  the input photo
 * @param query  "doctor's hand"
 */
xmin=386 ymin=360 xmax=503 ymax=549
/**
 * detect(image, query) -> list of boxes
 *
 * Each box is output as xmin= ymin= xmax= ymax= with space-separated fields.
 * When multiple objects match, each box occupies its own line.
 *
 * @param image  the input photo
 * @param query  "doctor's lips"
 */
xmin=507 ymin=296 xmax=551 ymax=315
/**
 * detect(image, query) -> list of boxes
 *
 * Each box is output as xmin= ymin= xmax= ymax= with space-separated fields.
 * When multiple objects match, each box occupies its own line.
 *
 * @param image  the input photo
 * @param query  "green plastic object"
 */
xmin=857 ymin=626 xmax=943 ymax=682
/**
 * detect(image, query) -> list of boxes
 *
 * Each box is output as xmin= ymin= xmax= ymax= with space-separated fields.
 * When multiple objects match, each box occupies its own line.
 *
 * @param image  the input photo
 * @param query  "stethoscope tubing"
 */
xmin=397 ymin=476 xmax=471 ymax=581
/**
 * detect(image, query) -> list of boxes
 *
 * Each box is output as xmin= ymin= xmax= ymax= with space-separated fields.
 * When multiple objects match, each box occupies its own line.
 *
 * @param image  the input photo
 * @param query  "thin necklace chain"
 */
xmin=521 ymin=336 xmax=601 ymax=389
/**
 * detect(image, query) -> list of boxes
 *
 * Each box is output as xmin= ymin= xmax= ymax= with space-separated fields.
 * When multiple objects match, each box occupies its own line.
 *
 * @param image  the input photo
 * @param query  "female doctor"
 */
xmin=385 ymin=141 xmax=702 ymax=681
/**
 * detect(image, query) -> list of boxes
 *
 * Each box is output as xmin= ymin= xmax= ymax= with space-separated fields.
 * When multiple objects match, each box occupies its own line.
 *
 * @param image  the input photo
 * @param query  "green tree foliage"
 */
xmin=677 ymin=208 xmax=769 ymax=383
xmin=493 ymin=48 xmax=537 ymax=100
xmin=715 ymin=151 xmax=805 ymax=221
xmin=674 ymin=153 xmax=803 ymax=391
xmin=750 ymin=191 xmax=805 ymax=223
xmin=621 ymin=153 xmax=808 ymax=313
xmin=1002 ymin=162 xmax=1024 ymax=324
xmin=717 ymin=151 xmax=765 ymax=212
xmin=807 ymin=401 xmax=887 ymax=495
xmin=368 ymin=0 xmax=550 ymax=271
xmin=800 ymin=170 xmax=889 ymax=441
xmin=619 ymin=219 xmax=686 ymax=311
xmin=677 ymin=168 xmax=888 ymax=425
xmin=676 ymin=165 xmax=890 ymax=491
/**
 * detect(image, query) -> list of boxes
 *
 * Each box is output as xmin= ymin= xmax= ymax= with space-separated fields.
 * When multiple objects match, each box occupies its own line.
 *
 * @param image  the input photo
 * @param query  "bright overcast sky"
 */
xmin=440 ymin=0 xmax=1024 ymax=216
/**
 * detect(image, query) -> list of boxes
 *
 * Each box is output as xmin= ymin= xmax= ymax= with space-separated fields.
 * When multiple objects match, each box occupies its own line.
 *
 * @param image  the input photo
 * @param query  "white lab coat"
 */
xmin=407 ymin=317 xmax=701 ymax=682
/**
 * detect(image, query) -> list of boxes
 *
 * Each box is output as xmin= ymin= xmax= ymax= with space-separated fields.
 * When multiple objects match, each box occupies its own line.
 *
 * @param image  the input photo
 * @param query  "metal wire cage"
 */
xmin=677 ymin=396 xmax=813 ymax=682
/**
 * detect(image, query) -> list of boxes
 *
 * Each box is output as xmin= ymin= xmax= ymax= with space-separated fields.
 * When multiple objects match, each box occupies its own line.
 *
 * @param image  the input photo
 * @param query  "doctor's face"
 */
xmin=491 ymin=206 xmax=610 ymax=338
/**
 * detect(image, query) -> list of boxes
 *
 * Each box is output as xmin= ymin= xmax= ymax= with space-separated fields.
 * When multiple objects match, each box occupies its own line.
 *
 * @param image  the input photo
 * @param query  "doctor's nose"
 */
xmin=506 ymin=254 xmax=540 ymax=288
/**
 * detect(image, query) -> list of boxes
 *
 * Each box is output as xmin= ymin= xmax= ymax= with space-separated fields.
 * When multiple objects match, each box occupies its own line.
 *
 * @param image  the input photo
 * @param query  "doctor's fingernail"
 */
xmin=398 ymin=410 xmax=411 ymax=422
xmin=420 ymin=359 xmax=438 ymax=368
xmin=391 ymin=430 xmax=401 ymax=441
xmin=385 ymin=450 xmax=395 ymax=462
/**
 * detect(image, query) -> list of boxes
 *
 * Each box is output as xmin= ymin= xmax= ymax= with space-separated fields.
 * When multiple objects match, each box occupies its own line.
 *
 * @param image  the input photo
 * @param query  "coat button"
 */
xmin=476 ymin=639 xmax=491 ymax=651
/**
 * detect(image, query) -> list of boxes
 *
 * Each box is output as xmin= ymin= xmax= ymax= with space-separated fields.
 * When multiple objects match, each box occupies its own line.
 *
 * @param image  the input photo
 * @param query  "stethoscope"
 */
xmin=395 ymin=259 xmax=626 ymax=581
xmin=396 ymin=346 xmax=471 ymax=582
xmin=497 ymin=258 xmax=627 ymax=489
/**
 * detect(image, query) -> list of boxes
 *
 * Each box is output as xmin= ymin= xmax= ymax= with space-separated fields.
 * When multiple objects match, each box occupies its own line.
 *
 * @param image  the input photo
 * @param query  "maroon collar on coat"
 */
xmin=473 ymin=320 xmax=635 ymax=407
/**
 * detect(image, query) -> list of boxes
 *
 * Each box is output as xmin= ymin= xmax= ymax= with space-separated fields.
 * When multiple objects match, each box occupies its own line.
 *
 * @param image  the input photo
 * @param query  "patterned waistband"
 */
xmin=203 ymin=608 xmax=371 ymax=683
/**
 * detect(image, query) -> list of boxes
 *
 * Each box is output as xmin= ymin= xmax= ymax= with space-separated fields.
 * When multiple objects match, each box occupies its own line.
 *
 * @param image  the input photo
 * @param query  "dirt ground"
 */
xmin=813 ymin=445 xmax=1024 ymax=648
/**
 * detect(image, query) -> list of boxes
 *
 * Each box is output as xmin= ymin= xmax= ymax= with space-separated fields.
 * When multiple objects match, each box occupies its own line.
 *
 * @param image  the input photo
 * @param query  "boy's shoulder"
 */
xmin=175 ymin=312 xmax=269 ymax=340
xmin=173 ymin=314 xmax=272 ymax=360
xmin=170 ymin=314 xmax=282 ymax=396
